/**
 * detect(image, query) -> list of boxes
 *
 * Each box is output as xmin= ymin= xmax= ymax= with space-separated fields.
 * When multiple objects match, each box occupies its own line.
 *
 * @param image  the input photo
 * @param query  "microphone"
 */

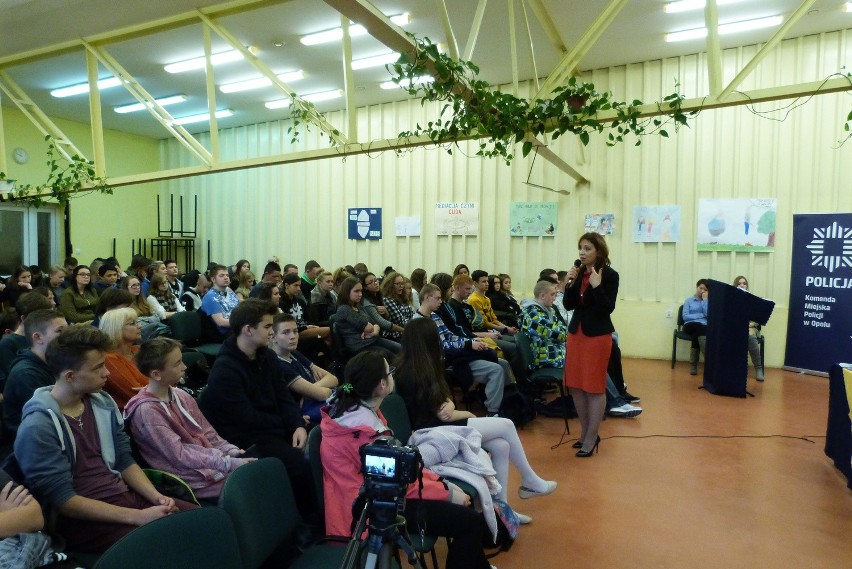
xmin=566 ymin=259 xmax=582 ymax=286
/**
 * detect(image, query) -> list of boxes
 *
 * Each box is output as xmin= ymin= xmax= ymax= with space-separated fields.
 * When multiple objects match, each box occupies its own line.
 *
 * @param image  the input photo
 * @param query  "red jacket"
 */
xmin=319 ymin=406 xmax=449 ymax=537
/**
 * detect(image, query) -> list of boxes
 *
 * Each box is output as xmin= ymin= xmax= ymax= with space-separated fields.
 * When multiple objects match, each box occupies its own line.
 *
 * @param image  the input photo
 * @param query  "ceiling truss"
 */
xmin=0 ymin=0 xmax=850 ymax=200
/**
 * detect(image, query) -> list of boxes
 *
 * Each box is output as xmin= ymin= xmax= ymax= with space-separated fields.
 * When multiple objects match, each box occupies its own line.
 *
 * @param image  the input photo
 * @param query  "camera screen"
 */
xmin=364 ymin=454 xmax=396 ymax=480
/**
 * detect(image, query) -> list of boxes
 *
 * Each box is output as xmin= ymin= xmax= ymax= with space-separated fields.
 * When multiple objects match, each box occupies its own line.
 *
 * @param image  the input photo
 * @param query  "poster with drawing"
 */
xmin=347 ymin=208 xmax=382 ymax=240
xmin=697 ymin=198 xmax=777 ymax=252
xmin=509 ymin=202 xmax=557 ymax=236
xmin=395 ymin=216 xmax=421 ymax=237
xmin=584 ymin=213 xmax=615 ymax=235
xmin=435 ymin=202 xmax=479 ymax=235
xmin=632 ymin=205 xmax=681 ymax=242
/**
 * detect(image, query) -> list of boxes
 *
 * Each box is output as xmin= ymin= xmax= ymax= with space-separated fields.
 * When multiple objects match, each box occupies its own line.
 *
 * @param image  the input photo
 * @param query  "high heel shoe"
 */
xmin=572 ymin=441 xmax=583 ymax=449
xmin=575 ymin=435 xmax=600 ymax=458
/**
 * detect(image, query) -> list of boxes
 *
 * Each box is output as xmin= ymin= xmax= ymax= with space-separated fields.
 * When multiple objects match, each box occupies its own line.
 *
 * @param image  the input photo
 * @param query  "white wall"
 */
xmin=161 ymin=30 xmax=852 ymax=365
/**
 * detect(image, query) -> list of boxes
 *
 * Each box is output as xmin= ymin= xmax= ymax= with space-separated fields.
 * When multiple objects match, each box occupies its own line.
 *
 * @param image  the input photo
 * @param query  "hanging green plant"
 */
xmin=386 ymin=35 xmax=696 ymax=164
xmin=0 ymin=135 xmax=112 ymax=208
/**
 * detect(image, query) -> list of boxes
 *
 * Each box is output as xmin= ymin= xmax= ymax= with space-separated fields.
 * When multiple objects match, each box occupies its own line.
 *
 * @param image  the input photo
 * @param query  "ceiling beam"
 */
xmin=535 ymin=0 xmax=628 ymax=100
xmin=435 ymin=0 xmax=460 ymax=60
xmin=0 ymin=0 xmax=295 ymax=68
xmin=508 ymin=0 xmax=519 ymax=97
xmin=340 ymin=18 xmax=359 ymax=141
xmin=462 ymin=0 xmax=489 ymax=61
xmin=202 ymin=25 xmax=223 ymax=163
xmin=719 ymin=0 xmax=819 ymax=101
xmin=0 ymin=70 xmax=85 ymax=163
xmin=525 ymin=135 xmax=588 ymax=184
xmin=85 ymin=50 xmax=106 ymax=177
xmin=704 ymin=0 xmax=723 ymax=96
xmin=197 ymin=11 xmax=348 ymax=145
xmin=83 ymin=40 xmax=214 ymax=166
xmin=519 ymin=0 xmax=541 ymax=93
xmin=524 ymin=0 xmax=567 ymax=56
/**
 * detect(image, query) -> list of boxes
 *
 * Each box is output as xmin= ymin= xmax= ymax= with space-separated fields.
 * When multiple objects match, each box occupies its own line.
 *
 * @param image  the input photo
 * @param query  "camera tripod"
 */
xmin=339 ymin=493 xmax=423 ymax=569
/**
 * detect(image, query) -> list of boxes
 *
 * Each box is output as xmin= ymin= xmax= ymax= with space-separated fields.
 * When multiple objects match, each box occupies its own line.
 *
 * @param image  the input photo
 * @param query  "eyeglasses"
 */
xmin=384 ymin=367 xmax=396 ymax=378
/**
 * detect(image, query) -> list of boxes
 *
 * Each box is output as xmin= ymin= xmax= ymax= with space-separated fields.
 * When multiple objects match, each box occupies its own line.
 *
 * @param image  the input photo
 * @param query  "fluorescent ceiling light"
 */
xmin=351 ymin=52 xmax=400 ymax=70
xmin=666 ymin=15 xmax=783 ymax=42
xmin=846 ymin=2 xmax=852 ymax=12
xmin=164 ymin=50 xmax=244 ymax=73
xmin=300 ymin=14 xmax=410 ymax=46
xmin=663 ymin=0 xmax=740 ymax=14
xmin=219 ymin=70 xmax=305 ymax=93
xmin=380 ymin=75 xmax=435 ymax=90
xmin=172 ymin=109 xmax=233 ymax=125
xmin=114 ymin=94 xmax=187 ymax=114
xmin=50 ymin=76 xmax=122 ymax=98
xmin=264 ymin=89 xmax=344 ymax=109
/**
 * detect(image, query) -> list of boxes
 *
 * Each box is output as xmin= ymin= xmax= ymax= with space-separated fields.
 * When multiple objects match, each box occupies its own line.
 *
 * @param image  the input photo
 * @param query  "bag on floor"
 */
xmin=483 ymin=497 xmax=518 ymax=556
xmin=499 ymin=385 xmax=536 ymax=428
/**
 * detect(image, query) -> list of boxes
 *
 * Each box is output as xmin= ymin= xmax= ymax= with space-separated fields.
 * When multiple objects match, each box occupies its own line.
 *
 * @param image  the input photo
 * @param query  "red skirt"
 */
xmin=563 ymin=323 xmax=612 ymax=394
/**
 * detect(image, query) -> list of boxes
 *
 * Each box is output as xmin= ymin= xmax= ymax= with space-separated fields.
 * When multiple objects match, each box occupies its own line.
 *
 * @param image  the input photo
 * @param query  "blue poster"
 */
xmin=784 ymin=213 xmax=852 ymax=374
xmin=347 ymin=208 xmax=382 ymax=240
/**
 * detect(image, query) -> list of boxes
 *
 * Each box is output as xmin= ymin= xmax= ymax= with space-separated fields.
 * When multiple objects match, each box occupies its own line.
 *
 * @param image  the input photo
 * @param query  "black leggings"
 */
xmin=402 ymin=500 xmax=490 ymax=569
xmin=682 ymin=322 xmax=707 ymax=349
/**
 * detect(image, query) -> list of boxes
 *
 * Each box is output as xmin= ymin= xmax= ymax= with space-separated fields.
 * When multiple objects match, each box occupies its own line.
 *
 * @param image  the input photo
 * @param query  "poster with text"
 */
xmin=347 ymin=208 xmax=382 ymax=240
xmin=632 ymin=205 xmax=681 ymax=242
xmin=435 ymin=202 xmax=479 ymax=235
xmin=395 ymin=216 xmax=421 ymax=237
xmin=584 ymin=213 xmax=615 ymax=235
xmin=784 ymin=213 xmax=852 ymax=374
xmin=509 ymin=202 xmax=557 ymax=236
xmin=697 ymin=198 xmax=776 ymax=252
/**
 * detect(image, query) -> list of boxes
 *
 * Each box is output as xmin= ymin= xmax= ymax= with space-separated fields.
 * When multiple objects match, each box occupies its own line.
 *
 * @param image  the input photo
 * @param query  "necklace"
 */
xmin=65 ymin=402 xmax=85 ymax=429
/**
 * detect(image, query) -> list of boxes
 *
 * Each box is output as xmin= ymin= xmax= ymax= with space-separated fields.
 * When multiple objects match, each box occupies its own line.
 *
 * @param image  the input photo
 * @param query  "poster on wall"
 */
xmin=584 ymin=213 xmax=615 ymax=235
xmin=395 ymin=216 xmax=421 ymax=237
xmin=784 ymin=213 xmax=852 ymax=374
xmin=347 ymin=208 xmax=382 ymax=240
xmin=509 ymin=202 xmax=557 ymax=236
xmin=632 ymin=205 xmax=681 ymax=242
xmin=435 ymin=202 xmax=479 ymax=235
xmin=697 ymin=198 xmax=776 ymax=252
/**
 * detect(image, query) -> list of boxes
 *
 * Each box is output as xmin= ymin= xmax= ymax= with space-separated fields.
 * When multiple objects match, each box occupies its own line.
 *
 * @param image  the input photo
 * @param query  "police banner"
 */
xmin=784 ymin=213 xmax=852 ymax=374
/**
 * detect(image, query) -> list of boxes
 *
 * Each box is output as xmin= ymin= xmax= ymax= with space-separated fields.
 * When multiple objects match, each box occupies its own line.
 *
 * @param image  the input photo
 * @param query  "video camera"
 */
xmin=360 ymin=436 xmax=420 ymax=487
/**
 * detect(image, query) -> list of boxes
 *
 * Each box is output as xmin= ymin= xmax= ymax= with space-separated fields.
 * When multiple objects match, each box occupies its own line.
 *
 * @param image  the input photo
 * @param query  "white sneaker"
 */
xmin=607 ymin=403 xmax=642 ymax=418
xmin=518 ymin=480 xmax=557 ymax=499
xmin=515 ymin=512 xmax=533 ymax=524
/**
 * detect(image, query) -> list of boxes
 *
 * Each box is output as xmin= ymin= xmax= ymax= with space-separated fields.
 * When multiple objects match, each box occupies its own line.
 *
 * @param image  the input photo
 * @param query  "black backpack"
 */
xmin=499 ymin=385 xmax=537 ymax=428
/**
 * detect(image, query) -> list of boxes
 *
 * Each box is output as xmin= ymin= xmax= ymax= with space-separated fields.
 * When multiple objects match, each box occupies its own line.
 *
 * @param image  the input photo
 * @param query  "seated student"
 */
xmin=395 ymin=318 xmax=557 ymax=524
xmin=233 ymin=270 xmax=255 ymax=301
xmin=200 ymin=264 xmax=240 ymax=337
xmin=410 ymin=268 xmax=427 ymax=310
xmin=467 ymin=270 xmax=518 ymax=336
xmin=300 ymin=260 xmax=323 ymax=302
xmin=520 ymin=280 xmax=568 ymax=371
xmin=380 ymin=272 xmax=415 ymax=339
xmin=124 ymin=338 xmax=255 ymax=500
xmin=91 ymin=288 xmax=134 ymax=329
xmin=308 ymin=271 xmax=337 ymax=325
xmin=683 ymin=279 xmax=709 ymax=375
xmin=320 ymin=351 xmax=491 ymax=569
xmin=416 ymin=283 xmax=508 ymax=416
xmin=279 ymin=273 xmax=331 ymax=353
xmin=0 ymin=468 xmax=69 ymax=569
xmin=59 ymin=265 xmax=99 ymax=324
xmin=360 ymin=272 xmax=400 ymax=334
xmin=47 ymin=265 xmax=67 ymax=301
xmin=179 ymin=271 xmax=209 ymax=311
xmin=334 ymin=277 xmax=401 ymax=356
xmin=15 ymin=326 xmax=195 ymax=554
xmin=247 ymin=262 xmax=282 ymax=298
xmin=164 ymin=260 xmax=183 ymax=298
xmin=94 ymin=263 xmax=119 ymax=292
xmin=140 ymin=261 xmax=166 ymax=297
xmin=3 ymin=309 xmax=68 ymax=443
xmin=3 ymin=266 xmax=34 ymax=308
xmin=227 ymin=259 xmax=251 ymax=291
xmin=0 ymin=292 xmax=55 ymax=390
xmin=732 ymin=275 xmax=765 ymax=381
xmin=99 ymin=308 xmax=148 ymax=411
xmin=487 ymin=274 xmax=521 ymax=329
xmin=199 ymin=299 xmax=316 ymax=518
xmin=269 ymin=314 xmax=338 ymax=428
xmin=146 ymin=273 xmax=186 ymax=321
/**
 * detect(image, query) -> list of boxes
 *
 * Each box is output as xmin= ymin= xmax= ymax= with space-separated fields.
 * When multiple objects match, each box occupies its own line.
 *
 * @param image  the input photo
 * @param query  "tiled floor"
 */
xmin=485 ymin=359 xmax=852 ymax=569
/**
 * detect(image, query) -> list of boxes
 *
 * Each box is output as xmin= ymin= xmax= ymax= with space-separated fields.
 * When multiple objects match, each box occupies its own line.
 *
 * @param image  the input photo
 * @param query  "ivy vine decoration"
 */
xmin=0 ymin=135 xmax=112 ymax=207
xmin=387 ymin=35 xmax=695 ymax=164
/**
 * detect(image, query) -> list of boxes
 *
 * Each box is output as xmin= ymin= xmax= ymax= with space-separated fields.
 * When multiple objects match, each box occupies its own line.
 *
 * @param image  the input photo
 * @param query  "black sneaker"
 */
xmin=622 ymin=392 xmax=640 ymax=403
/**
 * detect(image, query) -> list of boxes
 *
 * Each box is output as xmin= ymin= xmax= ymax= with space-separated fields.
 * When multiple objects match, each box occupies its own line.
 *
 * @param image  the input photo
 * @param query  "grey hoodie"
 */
xmin=14 ymin=387 xmax=134 ymax=509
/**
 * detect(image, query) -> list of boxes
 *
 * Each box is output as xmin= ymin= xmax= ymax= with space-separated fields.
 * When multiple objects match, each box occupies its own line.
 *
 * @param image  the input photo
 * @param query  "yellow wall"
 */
xmin=2 ymin=107 xmax=160 ymax=265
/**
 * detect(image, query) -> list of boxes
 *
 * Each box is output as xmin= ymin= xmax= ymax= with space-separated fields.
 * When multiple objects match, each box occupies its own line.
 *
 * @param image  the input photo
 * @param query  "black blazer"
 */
xmin=562 ymin=265 xmax=619 ymax=337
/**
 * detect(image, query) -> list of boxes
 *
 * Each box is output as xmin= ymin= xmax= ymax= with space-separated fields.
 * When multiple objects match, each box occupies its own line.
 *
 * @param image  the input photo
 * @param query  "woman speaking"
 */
xmin=563 ymin=233 xmax=619 ymax=457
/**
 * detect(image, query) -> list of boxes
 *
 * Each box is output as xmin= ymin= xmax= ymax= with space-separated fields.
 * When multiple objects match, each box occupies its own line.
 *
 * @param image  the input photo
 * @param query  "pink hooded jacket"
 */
xmin=319 ymin=406 xmax=450 ymax=537
xmin=124 ymin=386 xmax=243 ymax=499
